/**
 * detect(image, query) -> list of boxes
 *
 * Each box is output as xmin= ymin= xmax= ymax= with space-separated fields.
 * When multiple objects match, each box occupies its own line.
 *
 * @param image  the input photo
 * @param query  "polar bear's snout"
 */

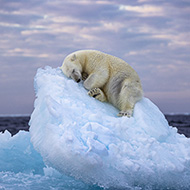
xmin=71 ymin=69 xmax=82 ymax=83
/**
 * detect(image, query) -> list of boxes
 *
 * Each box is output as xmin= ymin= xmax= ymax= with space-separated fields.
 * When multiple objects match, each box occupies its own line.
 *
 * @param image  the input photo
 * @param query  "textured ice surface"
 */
xmin=28 ymin=66 xmax=190 ymax=189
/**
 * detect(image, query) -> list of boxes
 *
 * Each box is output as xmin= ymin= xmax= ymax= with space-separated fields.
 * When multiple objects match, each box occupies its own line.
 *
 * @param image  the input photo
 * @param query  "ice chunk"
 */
xmin=0 ymin=130 xmax=45 ymax=174
xmin=0 ymin=131 xmax=100 ymax=190
xmin=29 ymin=66 xmax=190 ymax=189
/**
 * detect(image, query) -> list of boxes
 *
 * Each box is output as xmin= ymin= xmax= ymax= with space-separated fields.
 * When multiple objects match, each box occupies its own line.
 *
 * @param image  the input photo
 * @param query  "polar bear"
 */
xmin=61 ymin=50 xmax=143 ymax=117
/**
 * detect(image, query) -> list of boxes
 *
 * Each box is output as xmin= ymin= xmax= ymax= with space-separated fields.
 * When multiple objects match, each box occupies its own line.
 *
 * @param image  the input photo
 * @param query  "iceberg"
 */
xmin=29 ymin=66 xmax=190 ymax=189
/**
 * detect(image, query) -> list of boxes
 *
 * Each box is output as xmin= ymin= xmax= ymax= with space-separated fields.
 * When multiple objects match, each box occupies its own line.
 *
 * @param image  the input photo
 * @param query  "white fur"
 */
xmin=61 ymin=50 xmax=143 ymax=117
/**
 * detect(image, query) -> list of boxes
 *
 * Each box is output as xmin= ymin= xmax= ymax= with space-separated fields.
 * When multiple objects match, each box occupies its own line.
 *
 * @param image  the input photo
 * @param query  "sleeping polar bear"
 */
xmin=61 ymin=50 xmax=143 ymax=117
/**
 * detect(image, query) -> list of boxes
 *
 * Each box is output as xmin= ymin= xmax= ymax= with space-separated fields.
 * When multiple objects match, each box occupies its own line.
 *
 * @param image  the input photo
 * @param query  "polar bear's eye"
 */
xmin=72 ymin=69 xmax=75 ymax=73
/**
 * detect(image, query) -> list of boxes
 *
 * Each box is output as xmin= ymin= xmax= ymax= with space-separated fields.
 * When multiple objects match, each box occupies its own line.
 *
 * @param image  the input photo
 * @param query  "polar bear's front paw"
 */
xmin=88 ymin=88 xmax=106 ymax=102
xmin=118 ymin=110 xmax=133 ymax=118
xmin=82 ymin=72 xmax=88 ymax=81
xmin=88 ymin=88 xmax=101 ymax=97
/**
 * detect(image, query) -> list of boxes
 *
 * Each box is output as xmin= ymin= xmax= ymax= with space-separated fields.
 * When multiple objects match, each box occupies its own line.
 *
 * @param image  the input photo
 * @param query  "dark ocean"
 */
xmin=0 ymin=114 xmax=190 ymax=137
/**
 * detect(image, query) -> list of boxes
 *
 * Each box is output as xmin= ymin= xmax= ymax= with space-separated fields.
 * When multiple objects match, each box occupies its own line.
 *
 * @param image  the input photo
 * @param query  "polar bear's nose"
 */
xmin=77 ymin=79 xmax=81 ymax=83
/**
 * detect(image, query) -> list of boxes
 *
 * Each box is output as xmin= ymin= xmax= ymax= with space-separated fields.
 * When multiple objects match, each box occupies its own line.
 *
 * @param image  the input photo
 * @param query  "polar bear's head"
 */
xmin=61 ymin=53 xmax=82 ymax=83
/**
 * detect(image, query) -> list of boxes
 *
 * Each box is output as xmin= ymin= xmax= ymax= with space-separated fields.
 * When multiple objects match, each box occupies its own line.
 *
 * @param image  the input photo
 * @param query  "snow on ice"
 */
xmin=28 ymin=66 xmax=190 ymax=189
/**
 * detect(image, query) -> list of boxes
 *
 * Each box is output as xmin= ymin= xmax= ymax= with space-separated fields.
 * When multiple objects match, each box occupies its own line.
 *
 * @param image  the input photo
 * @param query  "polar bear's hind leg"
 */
xmin=118 ymin=79 xmax=143 ymax=117
xmin=118 ymin=100 xmax=134 ymax=117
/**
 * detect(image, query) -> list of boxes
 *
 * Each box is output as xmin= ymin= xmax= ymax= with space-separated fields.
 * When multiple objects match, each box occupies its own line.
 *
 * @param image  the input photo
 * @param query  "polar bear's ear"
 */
xmin=71 ymin=54 xmax=76 ymax=61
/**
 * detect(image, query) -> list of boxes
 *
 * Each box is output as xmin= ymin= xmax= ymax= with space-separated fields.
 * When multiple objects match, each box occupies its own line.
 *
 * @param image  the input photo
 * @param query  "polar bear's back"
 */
xmin=75 ymin=50 xmax=140 ymax=84
xmin=75 ymin=50 xmax=136 ymax=73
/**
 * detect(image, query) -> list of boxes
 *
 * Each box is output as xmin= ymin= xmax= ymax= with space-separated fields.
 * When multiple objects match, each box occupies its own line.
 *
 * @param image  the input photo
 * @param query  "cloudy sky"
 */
xmin=0 ymin=0 xmax=190 ymax=115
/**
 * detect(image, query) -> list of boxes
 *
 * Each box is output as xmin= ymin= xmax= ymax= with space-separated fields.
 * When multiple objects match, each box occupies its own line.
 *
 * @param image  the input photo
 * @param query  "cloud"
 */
xmin=119 ymin=4 xmax=164 ymax=17
xmin=0 ymin=0 xmax=189 ymax=114
xmin=2 ymin=48 xmax=51 ymax=58
xmin=153 ymin=33 xmax=190 ymax=47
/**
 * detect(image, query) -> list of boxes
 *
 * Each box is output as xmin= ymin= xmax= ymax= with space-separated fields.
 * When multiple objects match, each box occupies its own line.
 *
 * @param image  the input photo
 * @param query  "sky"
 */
xmin=0 ymin=0 xmax=190 ymax=115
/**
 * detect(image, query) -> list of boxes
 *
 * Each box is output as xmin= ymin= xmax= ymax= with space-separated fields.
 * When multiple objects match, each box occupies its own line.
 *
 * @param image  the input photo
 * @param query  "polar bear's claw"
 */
xmin=88 ymin=88 xmax=100 ymax=97
xmin=88 ymin=88 xmax=107 ymax=102
xmin=118 ymin=111 xmax=132 ymax=118
xmin=82 ymin=72 xmax=88 ymax=81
